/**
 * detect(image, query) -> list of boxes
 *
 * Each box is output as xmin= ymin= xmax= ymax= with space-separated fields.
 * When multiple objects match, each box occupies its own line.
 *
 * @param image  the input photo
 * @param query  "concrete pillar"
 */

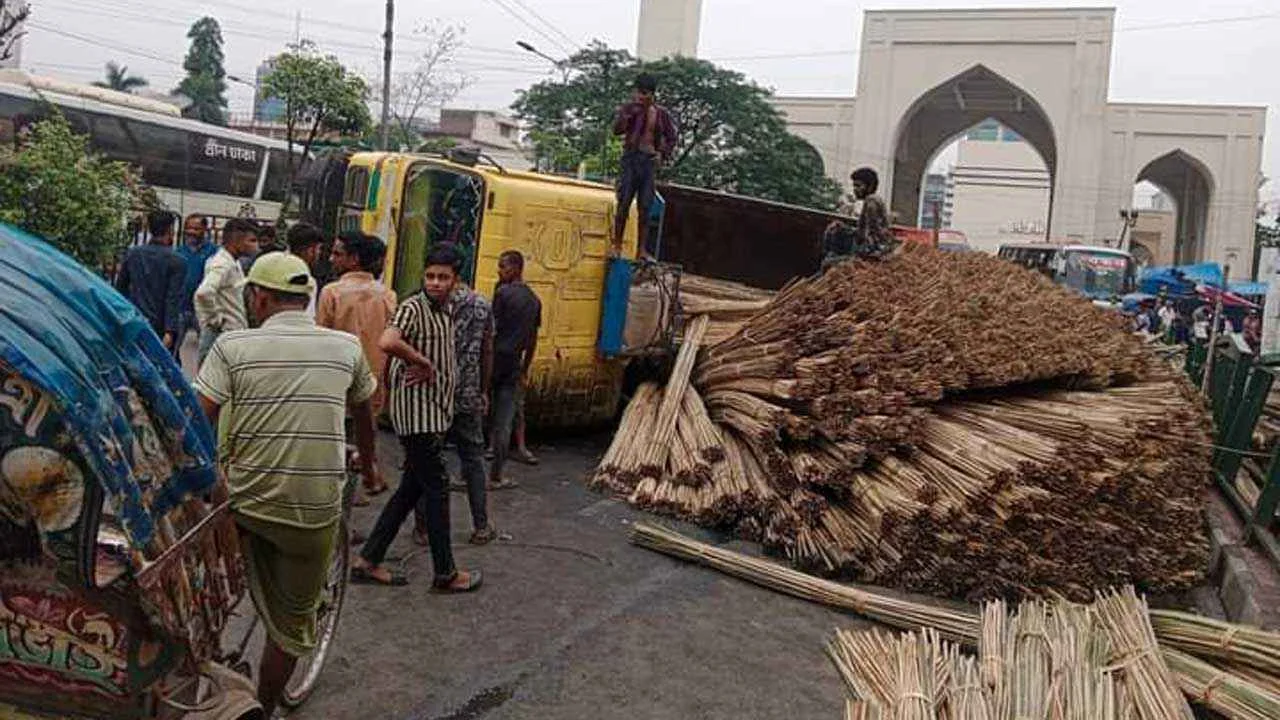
xmin=636 ymin=0 xmax=703 ymax=60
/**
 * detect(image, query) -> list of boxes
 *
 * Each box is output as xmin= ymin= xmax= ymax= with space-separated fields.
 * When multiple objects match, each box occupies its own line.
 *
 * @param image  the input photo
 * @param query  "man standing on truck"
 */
xmin=612 ymin=73 xmax=677 ymax=260
xmin=115 ymin=210 xmax=187 ymax=359
xmin=194 ymin=252 xmax=381 ymax=717
xmin=822 ymin=167 xmax=897 ymax=269
xmin=194 ymin=219 xmax=259 ymax=367
xmin=353 ymin=243 xmax=483 ymax=592
xmin=489 ymin=250 xmax=541 ymax=490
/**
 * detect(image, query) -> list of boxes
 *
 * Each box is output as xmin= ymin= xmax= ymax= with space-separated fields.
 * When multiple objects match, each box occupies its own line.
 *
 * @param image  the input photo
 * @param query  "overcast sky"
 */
xmin=19 ymin=0 xmax=1280 ymax=209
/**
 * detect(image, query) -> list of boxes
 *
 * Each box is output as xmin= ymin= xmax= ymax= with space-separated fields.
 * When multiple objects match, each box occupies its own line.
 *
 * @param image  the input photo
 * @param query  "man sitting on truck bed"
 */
xmin=822 ymin=167 xmax=897 ymax=269
xmin=612 ymin=72 xmax=677 ymax=260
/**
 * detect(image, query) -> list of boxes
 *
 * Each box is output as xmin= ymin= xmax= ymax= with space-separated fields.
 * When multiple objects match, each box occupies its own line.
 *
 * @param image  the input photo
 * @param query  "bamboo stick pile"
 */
xmin=677 ymin=273 xmax=775 ymax=346
xmin=632 ymin=522 xmax=1280 ymax=720
xmin=597 ymin=244 xmax=1215 ymax=602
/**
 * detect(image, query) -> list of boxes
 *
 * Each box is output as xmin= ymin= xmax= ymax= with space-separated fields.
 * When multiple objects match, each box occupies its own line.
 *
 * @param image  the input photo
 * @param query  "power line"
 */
xmin=479 ymin=0 xmax=573 ymax=57
xmin=505 ymin=0 xmax=580 ymax=52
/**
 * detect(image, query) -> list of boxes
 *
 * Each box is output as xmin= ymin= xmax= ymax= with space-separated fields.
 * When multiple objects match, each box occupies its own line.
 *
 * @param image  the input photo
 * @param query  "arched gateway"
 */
xmin=776 ymin=7 xmax=1264 ymax=272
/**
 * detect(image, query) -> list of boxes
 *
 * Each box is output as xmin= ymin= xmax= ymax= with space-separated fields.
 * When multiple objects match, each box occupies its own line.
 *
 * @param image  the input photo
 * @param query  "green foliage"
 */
xmin=0 ymin=114 xmax=143 ymax=270
xmin=415 ymin=136 xmax=459 ymax=154
xmin=512 ymin=43 xmax=842 ymax=209
xmin=93 ymin=62 xmax=148 ymax=93
xmin=176 ymin=17 xmax=228 ymax=125
xmin=262 ymin=40 xmax=371 ymax=181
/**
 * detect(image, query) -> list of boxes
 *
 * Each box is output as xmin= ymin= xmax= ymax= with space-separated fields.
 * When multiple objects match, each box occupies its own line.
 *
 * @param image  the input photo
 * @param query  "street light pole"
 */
xmin=379 ymin=0 xmax=394 ymax=150
xmin=517 ymin=41 xmax=569 ymax=83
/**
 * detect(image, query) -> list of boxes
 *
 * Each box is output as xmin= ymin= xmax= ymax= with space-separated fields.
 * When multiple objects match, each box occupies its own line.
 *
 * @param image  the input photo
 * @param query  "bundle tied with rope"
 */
xmin=595 ymin=243 xmax=1214 ymax=602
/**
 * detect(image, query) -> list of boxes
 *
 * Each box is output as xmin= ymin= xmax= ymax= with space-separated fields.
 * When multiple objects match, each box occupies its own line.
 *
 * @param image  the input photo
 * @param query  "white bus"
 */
xmin=0 ymin=70 xmax=303 ymax=222
xmin=997 ymin=243 xmax=1137 ymax=304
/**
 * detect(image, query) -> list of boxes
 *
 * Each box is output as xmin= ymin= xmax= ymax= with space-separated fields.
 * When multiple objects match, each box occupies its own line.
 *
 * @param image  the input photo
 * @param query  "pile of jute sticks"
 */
xmin=595 ymin=244 xmax=1214 ymax=601
xmin=632 ymin=523 xmax=1280 ymax=720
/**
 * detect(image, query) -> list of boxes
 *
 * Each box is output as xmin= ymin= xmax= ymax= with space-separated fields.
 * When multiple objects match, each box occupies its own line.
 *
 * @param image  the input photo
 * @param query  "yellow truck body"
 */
xmin=337 ymin=152 xmax=639 ymax=428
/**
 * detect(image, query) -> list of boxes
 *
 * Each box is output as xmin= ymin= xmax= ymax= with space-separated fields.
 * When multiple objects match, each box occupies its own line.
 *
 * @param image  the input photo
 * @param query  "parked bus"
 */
xmin=0 ymin=70 xmax=303 ymax=221
xmin=997 ymin=243 xmax=1136 ymax=303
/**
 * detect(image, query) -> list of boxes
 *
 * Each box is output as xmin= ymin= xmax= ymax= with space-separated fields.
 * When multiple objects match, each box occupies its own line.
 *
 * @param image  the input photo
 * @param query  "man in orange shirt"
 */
xmin=317 ymin=231 xmax=397 ymax=496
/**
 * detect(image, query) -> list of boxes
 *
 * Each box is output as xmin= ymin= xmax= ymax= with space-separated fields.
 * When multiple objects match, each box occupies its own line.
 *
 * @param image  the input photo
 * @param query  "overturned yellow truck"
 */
xmin=295 ymin=148 xmax=843 ymax=428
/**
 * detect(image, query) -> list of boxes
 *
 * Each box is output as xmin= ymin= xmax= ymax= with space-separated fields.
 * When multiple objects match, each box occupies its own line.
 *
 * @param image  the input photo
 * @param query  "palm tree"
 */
xmin=93 ymin=62 xmax=149 ymax=93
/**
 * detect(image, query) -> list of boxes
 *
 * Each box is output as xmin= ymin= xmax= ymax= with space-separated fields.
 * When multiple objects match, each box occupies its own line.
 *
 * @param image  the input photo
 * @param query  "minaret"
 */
xmin=636 ymin=0 xmax=703 ymax=61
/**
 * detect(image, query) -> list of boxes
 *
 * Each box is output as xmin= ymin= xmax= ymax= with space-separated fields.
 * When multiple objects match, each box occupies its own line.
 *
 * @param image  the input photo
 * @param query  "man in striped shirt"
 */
xmin=193 ymin=252 xmax=380 ymax=716
xmin=353 ymin=244 xmax=482 ymax=592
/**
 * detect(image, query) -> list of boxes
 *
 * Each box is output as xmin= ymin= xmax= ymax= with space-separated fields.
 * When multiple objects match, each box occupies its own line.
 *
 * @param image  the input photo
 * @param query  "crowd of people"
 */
xmin=113 ymin=209 xmax=542 ymax=715
xmin=1130 ymin=295 xmax=1262 ymax=352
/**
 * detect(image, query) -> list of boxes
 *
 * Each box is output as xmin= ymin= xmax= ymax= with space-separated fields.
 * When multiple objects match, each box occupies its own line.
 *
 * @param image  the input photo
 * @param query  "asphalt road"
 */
xmin=269 ymin=430 xmax=862 ymax=720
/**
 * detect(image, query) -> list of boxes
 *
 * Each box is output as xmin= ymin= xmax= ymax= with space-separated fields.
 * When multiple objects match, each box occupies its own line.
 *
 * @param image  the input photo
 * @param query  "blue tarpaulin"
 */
xmin=1139 ymin=262 xmax=1226 ymax=296
xmin=1229 ymin=281 xmax=1269 ymax=298
xmin=0 ymin=222 xmax=217 ymax=549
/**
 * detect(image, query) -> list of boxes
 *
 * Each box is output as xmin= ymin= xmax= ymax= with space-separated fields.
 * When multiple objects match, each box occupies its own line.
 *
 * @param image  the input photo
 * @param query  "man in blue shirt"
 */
xmin=175 ymin=215 xmax=216 ymax=363
xmin=115 ymin=210 xmax=187 ymax=357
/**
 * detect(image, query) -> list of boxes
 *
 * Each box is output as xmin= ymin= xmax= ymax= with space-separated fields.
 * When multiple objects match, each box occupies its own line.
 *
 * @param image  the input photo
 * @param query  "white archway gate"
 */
xmin=785 ymin=7 xmax=1265 ymax=272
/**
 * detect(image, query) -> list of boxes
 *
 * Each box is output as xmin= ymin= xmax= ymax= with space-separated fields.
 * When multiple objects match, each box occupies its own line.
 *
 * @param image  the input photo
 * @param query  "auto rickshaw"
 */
xmin=0 ymin=222 xmax=321 ymax=719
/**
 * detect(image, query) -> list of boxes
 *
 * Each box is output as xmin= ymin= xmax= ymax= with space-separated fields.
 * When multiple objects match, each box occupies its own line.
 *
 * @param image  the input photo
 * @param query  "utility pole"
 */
xmin=379 ymin=0 xmax=394 ymax=150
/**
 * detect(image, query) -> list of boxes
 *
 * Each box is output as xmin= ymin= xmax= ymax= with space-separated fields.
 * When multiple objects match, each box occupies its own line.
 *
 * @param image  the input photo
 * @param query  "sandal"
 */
xmin=351 ymin=493 xmax=371 ymax=508
xmin=351 ymin=565 xmax=409 ymax=586
xmin=513 ymin=449 xmax=540 ymax=466
xmin=470 ymin=526 xmax=497 ymax=545
xmin=488 ymin=477 xmax=520 ymax=491
xmin=364 ymin=483 xmax=390 ymax=496
xmin=432 ymin=569 xmax=482 ymax=593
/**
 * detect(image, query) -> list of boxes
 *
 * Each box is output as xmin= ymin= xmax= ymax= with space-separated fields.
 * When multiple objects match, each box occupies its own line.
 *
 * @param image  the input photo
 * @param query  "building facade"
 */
xmin=766 ymin=7 xmax=1264 ymax=272
xmin=947 ymin=120 xmax=1053 ymax=253
xmin=919 ymin=173 xmax=952 ymax=230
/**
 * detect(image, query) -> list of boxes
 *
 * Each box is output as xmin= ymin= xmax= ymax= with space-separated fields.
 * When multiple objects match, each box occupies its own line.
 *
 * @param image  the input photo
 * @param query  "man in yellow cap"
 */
xmin=193 ymin=251 xmax=380 ymax=716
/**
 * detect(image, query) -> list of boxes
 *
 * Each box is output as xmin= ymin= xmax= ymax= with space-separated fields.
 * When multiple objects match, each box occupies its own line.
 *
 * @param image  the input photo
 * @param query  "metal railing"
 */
xmin=1186 ymin=341 xmax=1280 ymax=567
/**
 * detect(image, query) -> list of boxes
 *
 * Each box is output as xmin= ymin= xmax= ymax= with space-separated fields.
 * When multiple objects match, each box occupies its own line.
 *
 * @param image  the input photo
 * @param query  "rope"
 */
xmin=1198 ymin=672 xmax=1228 ymax=704
xmin=1218 ymin=625 xmax=1242 ymax=649
xmin=1102 ymin=646 xmax=1154 ymax=672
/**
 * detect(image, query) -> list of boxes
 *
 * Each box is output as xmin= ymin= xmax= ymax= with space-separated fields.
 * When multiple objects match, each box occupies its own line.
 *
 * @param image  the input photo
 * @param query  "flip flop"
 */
xmin=350 ymin=565 xmax=409 ymax=586
xmin=432 ymin=570 xmax=482 ymax=593
xmin=513 ymin=450 xmax=540 ymax=466
xmin=488 ymin=477 xmax=520 ymax=491
xmin=469 ymin=526 xmax=497 ymax=545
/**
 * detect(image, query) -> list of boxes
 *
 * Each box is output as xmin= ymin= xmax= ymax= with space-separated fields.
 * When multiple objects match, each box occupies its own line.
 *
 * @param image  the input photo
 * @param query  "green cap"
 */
xmin=244 ymin=251 xmax=315 ymax=296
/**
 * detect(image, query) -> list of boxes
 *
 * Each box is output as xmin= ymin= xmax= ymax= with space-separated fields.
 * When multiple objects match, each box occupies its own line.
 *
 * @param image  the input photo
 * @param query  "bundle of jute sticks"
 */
xmin=632 ymin=523 xmax=1280 ymax=720
xmin=595 ymin=244 xmax=1214 ymax=601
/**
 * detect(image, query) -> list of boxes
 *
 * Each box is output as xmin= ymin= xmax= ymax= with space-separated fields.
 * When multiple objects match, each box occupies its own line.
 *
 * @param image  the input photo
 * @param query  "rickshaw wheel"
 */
xmin=280 ymin=516 xmax=350 ymax=709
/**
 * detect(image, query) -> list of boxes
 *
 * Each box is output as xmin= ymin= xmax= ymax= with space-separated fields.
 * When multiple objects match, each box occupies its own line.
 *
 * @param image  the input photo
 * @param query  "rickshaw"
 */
xmin=0 ymin=223 xmax=347 ymax=718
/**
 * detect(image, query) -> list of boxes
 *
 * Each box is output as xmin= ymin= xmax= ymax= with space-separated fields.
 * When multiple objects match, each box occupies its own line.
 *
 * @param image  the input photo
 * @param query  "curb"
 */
xmin=1204 ymin=504 xmax=1277 ymax=627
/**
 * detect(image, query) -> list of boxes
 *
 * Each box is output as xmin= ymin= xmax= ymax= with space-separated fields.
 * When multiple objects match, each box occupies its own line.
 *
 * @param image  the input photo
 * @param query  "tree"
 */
xmin=93 ymin=62 xmax=148 ymax=93
xmin=0 ymin=0 xmax=29 ymax=63
xmin=512 ymin=43 xmax=842 ymax=209
xmin=261 ymin=40 xmax=371 ymax=196
xmin=377 ymin=22 xmax=471 ymax=148
xmin=176 ymin=17 xmax=228 ymax=125
xmin=0 ymin=112 xmax=145 ymax=270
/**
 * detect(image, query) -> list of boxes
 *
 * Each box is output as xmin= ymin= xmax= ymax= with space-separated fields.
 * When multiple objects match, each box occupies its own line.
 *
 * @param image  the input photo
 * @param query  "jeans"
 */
xmin=490 ymin=382 xmax=523 ymax=481
xmin=197 ymin=327 xmax=222 ymax=368
xmin=616 ymin=150 xmax=658 ymax=256
xmin=360 ymin=433 xmax=456 ymax=581
xmin=415 ymin=411 xmax=488 ymax=531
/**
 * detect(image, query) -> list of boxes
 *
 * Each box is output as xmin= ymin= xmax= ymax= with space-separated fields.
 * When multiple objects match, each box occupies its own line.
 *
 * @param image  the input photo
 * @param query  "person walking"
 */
xmin=317 ymin=231 xmax=397 ymax=498
xmin=194 ymin=218 xmax=259 ymax=367
xmin=175 ymin=216 xmax=217 ymax=363
xmin=193 ymin=252 xmax=380 ymax=717
xmin=352 ymin=244 xmax=482 ymax=591
xmin=611 ymin=72 xmax=677 ymax=260
xmin=488 ymin=250 xmax=541 ymax=490
xmin=115 ymin=209 xmax=187 ymax=358
xmin=414 ymin=248 xmax=497 ymax=546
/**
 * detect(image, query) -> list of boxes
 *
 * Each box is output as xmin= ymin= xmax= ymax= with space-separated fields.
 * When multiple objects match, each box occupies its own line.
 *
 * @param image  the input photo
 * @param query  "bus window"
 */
xmin=90 ymin=113 xmax=138 ymax=166
xmin=262 ymin=147 xmax=306 ymax=202
xmin=129 ymin=120 xmax=188 ymax=190
xmin=188 ymin=133 xmax=261 ymax=198
xmin=343 ymin=166 xmax=370 ymax=207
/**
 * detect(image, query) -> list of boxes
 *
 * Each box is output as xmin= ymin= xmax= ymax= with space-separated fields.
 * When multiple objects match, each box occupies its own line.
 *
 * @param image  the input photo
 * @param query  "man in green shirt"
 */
xmin=194 ymin=252 xmax=380 ymax=716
